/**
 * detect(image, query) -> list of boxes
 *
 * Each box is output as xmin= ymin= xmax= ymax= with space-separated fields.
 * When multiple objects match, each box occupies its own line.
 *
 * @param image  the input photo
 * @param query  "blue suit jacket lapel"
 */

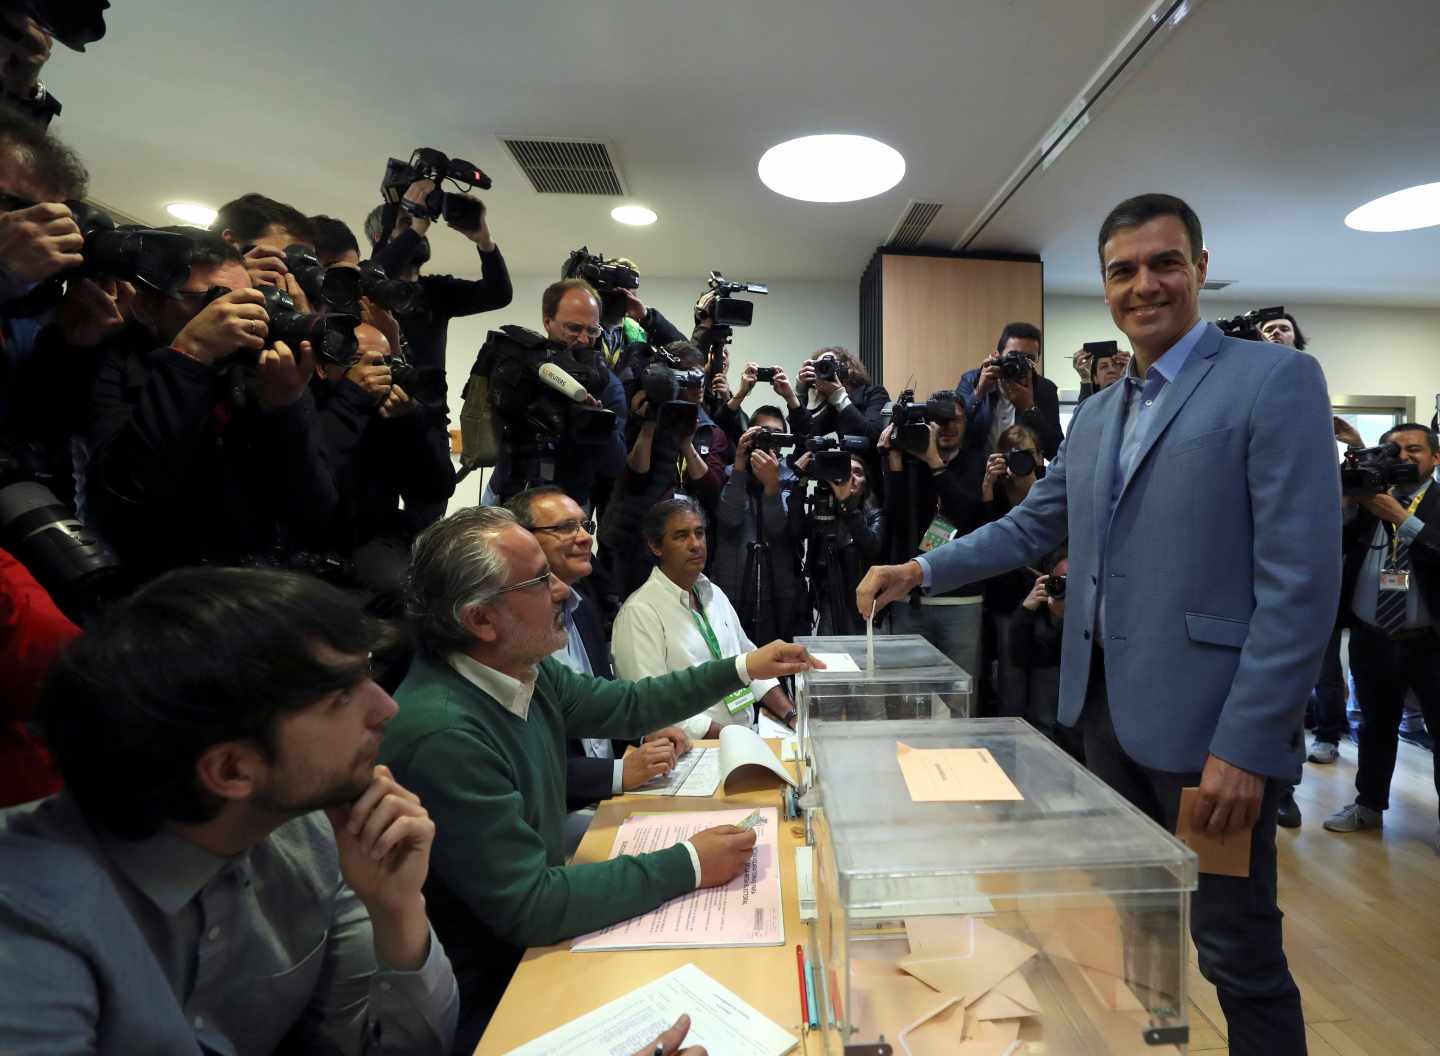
xmin=1090 ymin=383 xmax=1126 ymax=549
xmin=1113 ymin=326 xmax=1221 ymax=507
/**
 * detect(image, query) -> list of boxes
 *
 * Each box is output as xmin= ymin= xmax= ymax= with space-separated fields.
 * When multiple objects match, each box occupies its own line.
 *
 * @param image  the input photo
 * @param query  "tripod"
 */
xmin=804 ymin=487 xmax=863 ymax=636
xmin=738 ymin=477 xmax=784 ymax=643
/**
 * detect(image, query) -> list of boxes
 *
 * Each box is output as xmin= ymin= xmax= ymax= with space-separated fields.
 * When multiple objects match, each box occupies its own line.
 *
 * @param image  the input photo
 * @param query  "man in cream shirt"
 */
xmin=613 ymin=496 xmax=799 ymax=739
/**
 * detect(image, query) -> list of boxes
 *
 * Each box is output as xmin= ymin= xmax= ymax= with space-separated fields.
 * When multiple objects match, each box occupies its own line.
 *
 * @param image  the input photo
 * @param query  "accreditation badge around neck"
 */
xmin=690 ymin=589 xmax=756 ymax=715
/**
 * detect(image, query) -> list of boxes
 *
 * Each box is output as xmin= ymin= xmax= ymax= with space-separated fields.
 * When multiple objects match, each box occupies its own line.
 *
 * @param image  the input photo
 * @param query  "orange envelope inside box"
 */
xmin=896 ymin=742 xmax=1024 ymax=802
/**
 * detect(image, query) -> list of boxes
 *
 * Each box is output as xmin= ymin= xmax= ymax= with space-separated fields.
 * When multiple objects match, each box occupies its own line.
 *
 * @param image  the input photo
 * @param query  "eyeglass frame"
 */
xmin=529 ymin=519 xmax=596 ymax=539
xmin=559 ymin=321 xmax=604 ymax=340
xmin=489 ymin=569 xmax=556 ymax=598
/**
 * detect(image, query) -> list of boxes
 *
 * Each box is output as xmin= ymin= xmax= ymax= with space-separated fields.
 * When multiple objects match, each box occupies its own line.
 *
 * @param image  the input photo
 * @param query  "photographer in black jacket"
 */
xmin=956 ymin=322 xmax=1062 ymax=458
xmin=881 ymin=390 xmax=987 ymax=682
xmin=211 ymin=193 xmax=318 ymax=310
xmin=793 ymin=450 xmax=885 ymax=635
xmin=791 ymin=347 xmax=889 ymax=446
xmin=85 ymin=234 xmax=336 ymax=581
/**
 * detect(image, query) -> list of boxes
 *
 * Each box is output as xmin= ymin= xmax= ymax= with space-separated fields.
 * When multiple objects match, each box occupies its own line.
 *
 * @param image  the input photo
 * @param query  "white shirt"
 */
xmin=987 ymin=394 xmax=1017 ymax=453
xmin=612 ymin=567 xmax=779 ymax=741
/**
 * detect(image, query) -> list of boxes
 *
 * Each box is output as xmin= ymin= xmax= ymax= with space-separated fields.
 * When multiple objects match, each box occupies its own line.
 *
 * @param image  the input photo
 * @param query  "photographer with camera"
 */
xmin=1008 ymin=553 xmax=1083 ymax=758
xmin=85 ymin=234 xmax=339 ymax=581
xmin=1323 ymin=423 xmax=1440 ymax=836
xmin=880 ymin=389 xmax=987 ymax=677
xmin=711 ymin=408 xmax=805 ymax=644
xmin=0 ymin=12 xmax=59 ymax=125
xmin=598 ymin=339 xmax=729 ymax=600
xmin=791 ymin=347 xmax=889 ymax=446
xmin=1072 ymin=341 xmax=1129 ymax=406
xmin=957 ymin=322 xmax=1062 ymax=457
xmin=714 ymin=360 xmax=805 ymax=446
xmin=212 ymin=192 xmax=319 ymax=308
xmin=793 ymin=446 xmax=884 ymax=635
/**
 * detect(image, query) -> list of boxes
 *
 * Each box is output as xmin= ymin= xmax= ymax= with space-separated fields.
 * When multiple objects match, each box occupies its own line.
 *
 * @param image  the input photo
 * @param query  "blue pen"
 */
xmin=803 ymin=950 xmax=819 ymax=1029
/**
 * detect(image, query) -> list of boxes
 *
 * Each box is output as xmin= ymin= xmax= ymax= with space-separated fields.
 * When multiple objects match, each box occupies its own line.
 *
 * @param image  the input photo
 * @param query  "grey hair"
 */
xmin=406 ymin=506 xmax=517 ymax=654
xmin=641 ymin=495 xmax=705 ymax=549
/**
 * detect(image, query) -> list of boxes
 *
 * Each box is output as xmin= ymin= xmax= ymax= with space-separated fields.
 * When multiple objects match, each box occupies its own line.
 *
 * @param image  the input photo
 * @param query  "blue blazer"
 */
xmin=925 ymin=324 xmax=1341 ymax=779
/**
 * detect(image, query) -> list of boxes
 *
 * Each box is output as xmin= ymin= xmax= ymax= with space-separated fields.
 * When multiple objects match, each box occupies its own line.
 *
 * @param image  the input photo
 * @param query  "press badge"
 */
xmin=917 ymin=514 xmax=958 ymax=553
xmin=1379 ymin=570 xmax=1411 ymax=591
xmin=721 ymin=686 xmax=757 ymax=715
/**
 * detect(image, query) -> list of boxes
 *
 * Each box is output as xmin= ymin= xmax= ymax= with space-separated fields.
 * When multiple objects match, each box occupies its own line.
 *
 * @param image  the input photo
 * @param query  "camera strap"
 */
xmin=690 ymin=590 xmax=756 ymax=715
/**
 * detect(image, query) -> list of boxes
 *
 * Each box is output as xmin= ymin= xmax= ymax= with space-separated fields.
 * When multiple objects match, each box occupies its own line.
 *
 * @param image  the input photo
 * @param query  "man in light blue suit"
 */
xmin=860 ymin=194 xmax=1339 ymax=1056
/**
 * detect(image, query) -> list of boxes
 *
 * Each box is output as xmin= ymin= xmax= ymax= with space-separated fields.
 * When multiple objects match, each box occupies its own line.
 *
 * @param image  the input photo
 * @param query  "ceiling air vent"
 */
xmin=499 ymin=137 xmax=626 ymax=195
xmin=1202 ymin=279 xmax=1235 ymax=291
xmin=886 ymin=200 xmax=944 ymax=248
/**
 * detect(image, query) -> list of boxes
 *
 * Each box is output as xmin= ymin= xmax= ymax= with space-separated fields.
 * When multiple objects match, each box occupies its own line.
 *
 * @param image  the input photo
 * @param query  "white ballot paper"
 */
xmin=809 ymin=651 xmax=861 ymax=673
xmin=866 ymin=599 xmax=877 ymax=673
xmin=629 ymin=725 xmax=794 ymax=797
xmin=502 ymin=963 xmax=797 ymax=1056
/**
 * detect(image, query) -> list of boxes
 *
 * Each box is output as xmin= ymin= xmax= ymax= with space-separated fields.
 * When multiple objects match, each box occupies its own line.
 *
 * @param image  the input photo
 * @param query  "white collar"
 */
xmin=447 ymin=651 xmax=536 ymax=721
xmin=644 ymin=566 xmax=714 ymax=608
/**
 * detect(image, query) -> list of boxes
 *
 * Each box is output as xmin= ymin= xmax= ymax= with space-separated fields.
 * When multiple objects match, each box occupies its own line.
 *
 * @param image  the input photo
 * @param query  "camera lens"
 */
xmin=1006 ymin=450 xmax=1037 ymax=477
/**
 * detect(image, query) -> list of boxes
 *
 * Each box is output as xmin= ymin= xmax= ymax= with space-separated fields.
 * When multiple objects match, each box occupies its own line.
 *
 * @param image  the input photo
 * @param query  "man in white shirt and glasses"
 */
xmin=613 ymin=496 xmax=799 ymax=740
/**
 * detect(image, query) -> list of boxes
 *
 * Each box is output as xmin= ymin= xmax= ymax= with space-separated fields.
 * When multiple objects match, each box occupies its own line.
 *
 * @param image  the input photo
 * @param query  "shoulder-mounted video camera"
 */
xmin=1216 ymin=305 xmax=1285 ymax=343
xmin=562 ymin=246 xmax=639 ymax=328
xmin=888 ymin=389 xmax=958 ymax=457
xmin=381 ymin=147 xmax=491 ymax=232
xmin=638 ymin=341 xmax=706 ymax=437
xmin=1341 ymin=442 xmax=1421 ymax=497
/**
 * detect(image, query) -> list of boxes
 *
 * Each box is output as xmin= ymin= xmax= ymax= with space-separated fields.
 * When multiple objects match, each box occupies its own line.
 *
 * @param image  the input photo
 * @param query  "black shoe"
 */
xmin=1399 ymin=729 xmax=1434 ymax=752
xmin=1277 ymin=791 xmax=1302 ymax=829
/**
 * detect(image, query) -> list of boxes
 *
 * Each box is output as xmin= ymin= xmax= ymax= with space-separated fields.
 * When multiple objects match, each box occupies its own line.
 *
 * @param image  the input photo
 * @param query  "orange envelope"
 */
xmin=1176 ymin=787 xmax=1251 ymax=877
xmin=969 ymin=969 xmax=1041 ymax=1021
xmin=896 ymin=742 xmax=1024 ymax=802
xmin=898 ymin=999 xmax=968 ymax=1056
xmin=964 ymin=1017 xmax=1023 ymax=1043
xmin=899 ymin=918 xmax=1037 ymax=1000
xmin=850 ymin=960 xmax=956 ymax=1043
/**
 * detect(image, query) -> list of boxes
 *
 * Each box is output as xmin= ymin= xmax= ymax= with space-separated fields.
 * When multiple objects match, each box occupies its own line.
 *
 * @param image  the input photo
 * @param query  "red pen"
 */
xmin=795 ymin=944 xmax=810 ymax=1025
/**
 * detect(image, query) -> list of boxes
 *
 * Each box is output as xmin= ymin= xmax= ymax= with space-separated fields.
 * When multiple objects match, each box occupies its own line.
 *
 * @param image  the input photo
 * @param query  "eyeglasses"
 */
xmin=530 ymin=519 xmax=595 ymax=539
xmin=560 ymin=321 xmax=604 ymax=340
xmin=492 ymin=569 xmax=555 ymax=597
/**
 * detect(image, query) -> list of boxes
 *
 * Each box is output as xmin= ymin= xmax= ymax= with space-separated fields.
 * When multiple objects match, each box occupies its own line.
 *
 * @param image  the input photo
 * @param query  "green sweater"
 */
xmin=379 ymin=651 xmax=744 ymax=1031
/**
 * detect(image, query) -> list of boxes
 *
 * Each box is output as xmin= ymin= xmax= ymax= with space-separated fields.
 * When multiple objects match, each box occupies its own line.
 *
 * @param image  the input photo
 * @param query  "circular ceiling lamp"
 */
xmin=611 ymin=204 xmax=658 ymax=226
xmin=757 ymin=134 xmax=905 ymax=203
xmin=1344 ymin=181 xmax=1440 ymax=232
xmin=165 ymin=201 xmax=217 ymax=227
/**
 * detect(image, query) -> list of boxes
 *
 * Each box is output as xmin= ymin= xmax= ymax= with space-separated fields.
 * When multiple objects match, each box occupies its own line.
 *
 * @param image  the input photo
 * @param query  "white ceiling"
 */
xmin=45 ymin=0 xmax=1440 ymax=306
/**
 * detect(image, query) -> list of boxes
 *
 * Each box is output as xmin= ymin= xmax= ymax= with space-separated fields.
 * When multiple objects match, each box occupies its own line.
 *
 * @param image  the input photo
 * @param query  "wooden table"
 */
xmin=476 ymin=743 xmax=809 ymax=1054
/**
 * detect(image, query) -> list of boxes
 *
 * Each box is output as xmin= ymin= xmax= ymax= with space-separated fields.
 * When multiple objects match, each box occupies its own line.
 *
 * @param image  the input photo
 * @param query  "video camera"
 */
xmin=888 ymin=389 xmax=958 ymax=457
xmin=0 ymin=0 xmax=109 ymax=51
xmin=692 ymin=270 xmax=768 ymax=359
xmin=562 ymin=246 xmax=639 ymax=327
xmin=639 ymin=342 xmax=706 ymax=436
xmin=1341 ymin=442 xmax=1421 ymax=497
xmin=1216 ymin=305 xmax=1285 ymax=343
xmin=804 ymin=434 xmax=868 ymax=484
xmin=381 ymin=147 xmax=491 ymax=232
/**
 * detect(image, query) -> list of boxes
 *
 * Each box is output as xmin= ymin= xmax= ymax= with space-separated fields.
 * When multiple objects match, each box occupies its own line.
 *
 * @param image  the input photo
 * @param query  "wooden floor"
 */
xmin=1184 ymin=735 xmax=1439 ymax=1054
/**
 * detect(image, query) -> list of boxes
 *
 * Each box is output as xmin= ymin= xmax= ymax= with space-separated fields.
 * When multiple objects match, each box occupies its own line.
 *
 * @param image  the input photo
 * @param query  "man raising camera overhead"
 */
xmin=956 ymin=322 xmax=1063 ymax=458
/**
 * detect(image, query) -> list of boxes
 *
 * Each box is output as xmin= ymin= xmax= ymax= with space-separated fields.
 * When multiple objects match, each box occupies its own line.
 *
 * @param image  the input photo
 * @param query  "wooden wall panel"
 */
xmin=879 ymin=255 xmax=1044 ymax=400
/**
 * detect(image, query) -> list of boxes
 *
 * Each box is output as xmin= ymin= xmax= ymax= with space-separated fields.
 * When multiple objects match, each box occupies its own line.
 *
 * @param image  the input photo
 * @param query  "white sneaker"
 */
xmin=1308 ymin=741 xmax=1339 ymax=764
xmin=1322 ymin=802 xmax=1382 ymax=833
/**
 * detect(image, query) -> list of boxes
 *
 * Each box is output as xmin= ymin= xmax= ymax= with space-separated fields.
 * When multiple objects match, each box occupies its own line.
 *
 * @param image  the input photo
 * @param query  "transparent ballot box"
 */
xmin=795 ymin=634 xmax=973 ymax=722
xmin=807 ymin=719 xmax=1197 ymax=1055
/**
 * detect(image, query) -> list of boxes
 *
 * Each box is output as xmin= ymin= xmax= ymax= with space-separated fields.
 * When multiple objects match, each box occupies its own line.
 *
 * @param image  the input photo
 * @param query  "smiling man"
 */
xmin=859 ymin=193 xmax=1340 ymax=1055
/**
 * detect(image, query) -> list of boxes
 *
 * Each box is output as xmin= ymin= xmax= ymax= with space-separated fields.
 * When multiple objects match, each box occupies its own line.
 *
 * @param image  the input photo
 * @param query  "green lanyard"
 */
xmin=689 ymin=590 xmax=723 ymax=659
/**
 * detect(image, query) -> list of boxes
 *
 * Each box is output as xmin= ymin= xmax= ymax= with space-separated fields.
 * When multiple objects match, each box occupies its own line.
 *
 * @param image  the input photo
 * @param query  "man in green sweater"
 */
xmin=380 ymin=506 xmax=819 ymax=1052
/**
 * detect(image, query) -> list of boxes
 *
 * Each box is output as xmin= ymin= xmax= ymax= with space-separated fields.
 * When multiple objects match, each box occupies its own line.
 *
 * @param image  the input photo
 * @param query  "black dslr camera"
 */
xmin=752 ymin=430 xmax=798 ymax=454
xmin=812 ymin=356 xmax=849 ymax=383
xmin=562 ymin=246 xmax=639 ymax=328
xmin=889 ymin=389 xmax=958 ymax=457
xmin=1216 ymin=305 xmax=1285 ymax=343
xmin=996 ymin=349 xmax=1034 ymax=381
xmin=284 ymin=246 xmax=421 ymax=317
xmin=640 ymin=342 xmax=706 ymax=437
xmin=1 ymin=0 xmax=109 ymax=50
xmin=1044 ymin=574 xmax=1067 ymax=600
xmin=381 ymin=148 xmax=491 ymax=232
xmin=1341 ymin=442 xmax=1421 ymax=497
xmin=804 ymin=435 xmax=868 ymax=484
xmin=1005 ymin=449 xmax=1038 ymax=477
xmin=256 ymin=287 xmax=359 ymax=366
xmin=357 ymin=260 xmax=421 ymax=314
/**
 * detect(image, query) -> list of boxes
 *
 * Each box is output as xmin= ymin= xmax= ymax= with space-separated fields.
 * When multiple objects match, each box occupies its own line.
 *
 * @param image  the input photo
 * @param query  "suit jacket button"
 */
xmin=1083 ymin=630 xmax=1091 ymax=640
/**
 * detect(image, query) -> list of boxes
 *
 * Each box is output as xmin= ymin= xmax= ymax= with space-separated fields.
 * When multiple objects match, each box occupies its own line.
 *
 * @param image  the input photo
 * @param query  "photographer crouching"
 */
xmin=880 ymin=389 xmax=987 ymax=681
xmin=710 ymin=409 xmax=806 ymax=643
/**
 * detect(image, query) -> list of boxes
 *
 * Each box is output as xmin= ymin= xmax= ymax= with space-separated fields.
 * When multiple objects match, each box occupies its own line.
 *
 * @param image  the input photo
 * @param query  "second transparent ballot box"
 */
xmin=807 ymin=718 xmax=1198 ymax=1055
xmin=795 ymin=633 xmax=973 ymax=722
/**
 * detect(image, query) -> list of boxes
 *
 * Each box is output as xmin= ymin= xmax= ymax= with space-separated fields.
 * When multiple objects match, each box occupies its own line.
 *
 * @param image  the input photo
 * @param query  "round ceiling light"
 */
xmin=611 ymin=204 xmax=657 ymax=226
xmin=757 ymin=134 xmax=906 ymax=203
xmin=1344 ymin=181 xmax=1440 ymax=232
xmin=165 ymin=201 xmax=217 ymax=227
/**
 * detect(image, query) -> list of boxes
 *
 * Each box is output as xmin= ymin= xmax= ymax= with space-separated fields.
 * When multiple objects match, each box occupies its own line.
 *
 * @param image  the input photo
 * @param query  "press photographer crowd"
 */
xmin=1 ymin=4 xmax=1438 ymax=1055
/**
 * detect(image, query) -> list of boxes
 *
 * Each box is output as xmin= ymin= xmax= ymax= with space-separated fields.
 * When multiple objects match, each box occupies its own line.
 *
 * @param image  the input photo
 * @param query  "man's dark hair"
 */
xmin=156 ymin=227 xmax=241 ymax=271
xmin=1097 ymin=193 xmax=1204 ymax=269
xmin=504 ymin=485 xmax=573 ymax=529
xmin=1088 ymin=348 xmax=1120 ymax=386
xmin=40 ymin=568 xmax=377 ymax=840
xmin=995 ymin=322 xmax=1042 ymax=355
xmin=1278 ymin=312 xmax=1307 ymax=351
xmin=642 ymin=495 xmax=705 ymax=549
xmin=1382 ymin=423 xmax=1439 ymax=455
xmin=310 ymin=214 xmax=359 ymax=262
xmin=751 ymin=404 xmax=786 ymax=427
xmin=212 ymin=193 xmax=316 ymax=246
xmin=0 ymin=99 xmax=87 ymax=200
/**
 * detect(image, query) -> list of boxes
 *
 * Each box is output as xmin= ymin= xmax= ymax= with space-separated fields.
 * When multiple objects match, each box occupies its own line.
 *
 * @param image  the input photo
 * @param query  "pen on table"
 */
xmin=803 ymin=948 xmax=819 ymax=1030
xmin=796 ymin=944 xmax=810 ymax=1028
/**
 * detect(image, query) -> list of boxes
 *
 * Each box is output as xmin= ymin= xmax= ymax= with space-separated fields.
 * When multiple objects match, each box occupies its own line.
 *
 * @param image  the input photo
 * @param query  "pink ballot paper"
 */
xmin=571 ymin=807 xmax=784 ymax=951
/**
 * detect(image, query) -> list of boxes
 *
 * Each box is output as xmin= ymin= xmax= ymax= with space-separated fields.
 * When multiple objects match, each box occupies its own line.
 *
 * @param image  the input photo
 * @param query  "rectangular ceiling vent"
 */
xmin=1202 ymin=279 xmax=1235 ymax=291
xmin=499 ymin=137 xmax=626 ymax=196
xmin=886 ymin=200 xmax=944 ymax=248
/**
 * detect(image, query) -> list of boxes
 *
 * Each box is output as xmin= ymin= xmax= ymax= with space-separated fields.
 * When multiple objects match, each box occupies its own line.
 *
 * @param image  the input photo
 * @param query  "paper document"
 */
xmin=866 ymin=600 xmax=877 ymax=672
xmin=502 ymin=962 xmax=797 ymax=1056
xmin=896 ymin=742 xmax=1024 ymax=802
xmin=756 ymin=712 xmax=799 ymax=761
xmin=810 ymin=651 xmax=861 ymax=673
xmin=630 ymin=725 xmax=793 ymax=797
xmin=572 ymin=807 xmax=784 ymax=951
xmin=628 ymin=747 xmax=721 ymax=797
xmin=1176 ymin=786 xmax=1251 ymax=877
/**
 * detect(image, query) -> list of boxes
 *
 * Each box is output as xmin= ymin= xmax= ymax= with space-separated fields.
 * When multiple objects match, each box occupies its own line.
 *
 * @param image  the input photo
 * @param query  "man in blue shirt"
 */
xmin=861 ymin=193 xmax=1340 ymax=1055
